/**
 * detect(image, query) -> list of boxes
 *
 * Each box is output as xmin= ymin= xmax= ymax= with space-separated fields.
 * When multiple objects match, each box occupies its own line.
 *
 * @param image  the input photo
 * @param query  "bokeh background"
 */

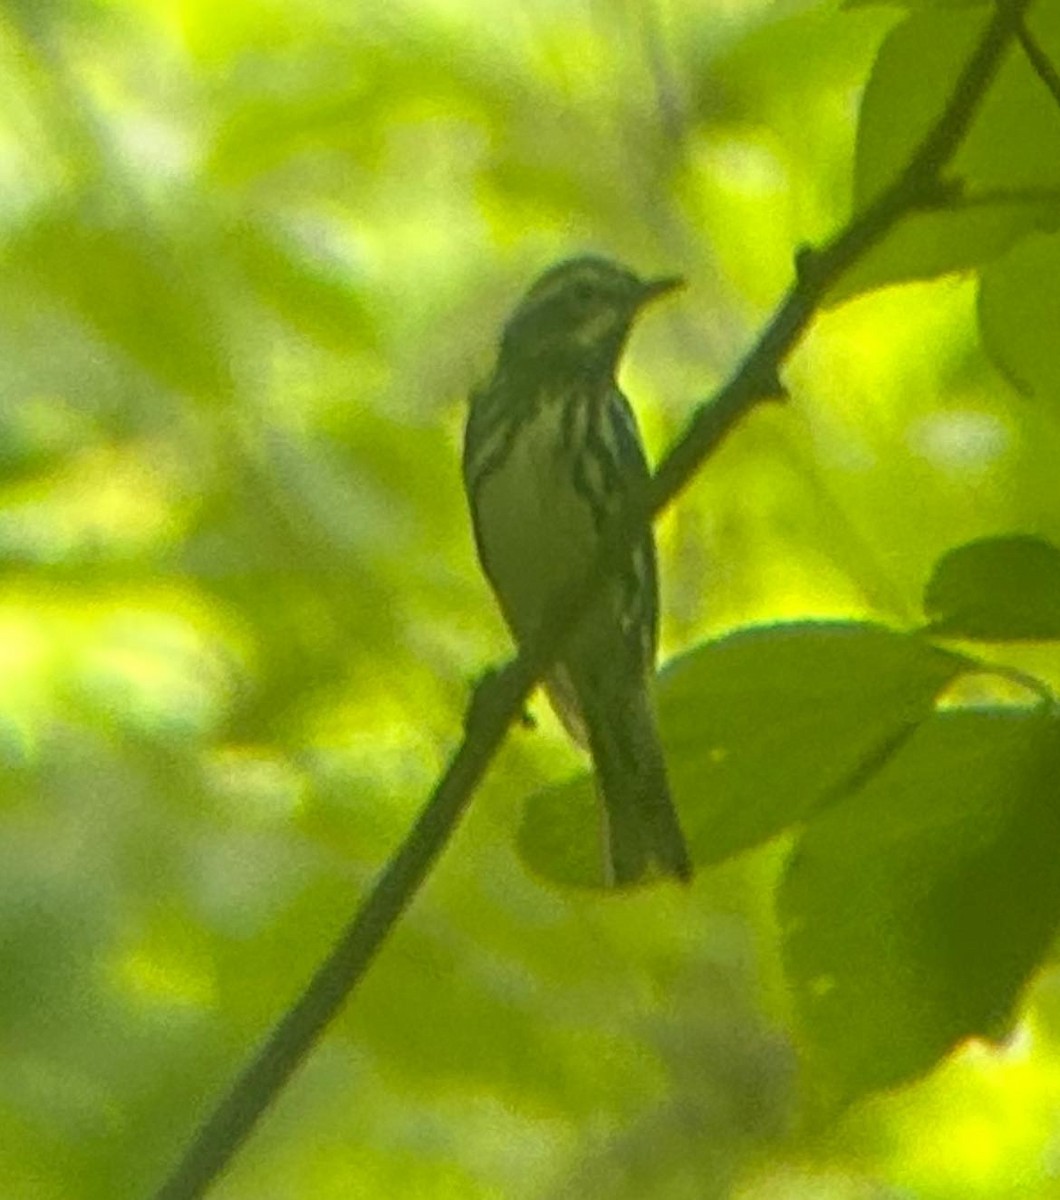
xmin=4 ymin=0 xmax=1060 ymax=1196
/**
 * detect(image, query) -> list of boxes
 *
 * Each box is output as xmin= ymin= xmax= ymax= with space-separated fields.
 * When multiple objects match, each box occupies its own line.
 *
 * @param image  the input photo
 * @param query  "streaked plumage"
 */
xmin=464 ymin=256 xmax=692 ymax=886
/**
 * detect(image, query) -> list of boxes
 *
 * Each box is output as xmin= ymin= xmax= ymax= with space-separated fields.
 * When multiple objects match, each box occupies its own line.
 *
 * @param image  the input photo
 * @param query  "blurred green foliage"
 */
xmin=4 ymin=0 xmax=1060 ymax=1197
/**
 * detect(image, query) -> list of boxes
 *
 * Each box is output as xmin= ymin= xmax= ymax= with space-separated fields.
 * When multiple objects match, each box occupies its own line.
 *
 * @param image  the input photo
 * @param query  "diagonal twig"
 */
xmin=1016 ymin=15 xmax=1060 ymax=109
xmin=151 ymin=3 xmax=1034 ymax=1197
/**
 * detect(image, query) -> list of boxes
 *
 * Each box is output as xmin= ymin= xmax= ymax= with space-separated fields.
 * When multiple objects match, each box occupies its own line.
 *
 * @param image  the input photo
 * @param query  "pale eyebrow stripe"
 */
xmin=525 ymin=261 xmax=623 ymax=308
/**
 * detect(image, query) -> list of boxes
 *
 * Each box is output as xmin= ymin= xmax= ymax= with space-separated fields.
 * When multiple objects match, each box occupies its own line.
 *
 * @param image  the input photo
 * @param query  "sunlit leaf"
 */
xmin=831 ymin=5 xmax=1060 ymax=301
xmin=223 ymin=219 xmax=378 ymax=353
xmin=978 ymin=231 xmax=1060 ymax=400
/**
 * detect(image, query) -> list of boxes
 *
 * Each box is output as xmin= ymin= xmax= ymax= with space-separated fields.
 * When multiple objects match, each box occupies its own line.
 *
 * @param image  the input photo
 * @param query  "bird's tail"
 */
xmin=579 ymin=680 xmax=692 ymax=887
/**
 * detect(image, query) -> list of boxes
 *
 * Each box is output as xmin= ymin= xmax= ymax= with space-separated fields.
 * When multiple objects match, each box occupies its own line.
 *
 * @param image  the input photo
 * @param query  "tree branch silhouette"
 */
xmin=152 ymin=3 xmax=1033 ymax=1197
xmin=1016 ymin=14 xmax=1060 ymax=108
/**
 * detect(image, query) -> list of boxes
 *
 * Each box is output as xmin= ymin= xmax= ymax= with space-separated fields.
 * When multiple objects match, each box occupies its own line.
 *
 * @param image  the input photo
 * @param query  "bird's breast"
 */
xmin=474 ymin=394 xmax=599 ymax=642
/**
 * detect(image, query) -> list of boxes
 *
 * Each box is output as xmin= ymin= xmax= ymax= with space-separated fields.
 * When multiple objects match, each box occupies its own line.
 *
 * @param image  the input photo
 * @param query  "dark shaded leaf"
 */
xmin=662 ymin=622 xmax=967 ymax=862
xmin=519 ymin=622 xmax=968 ymax=888
xmin=781 ymin=708 xmax=1060 ymax=1103
xmin=517 ymin=774 xmax=602 ymax=889
xmin=924 ymin=534 xmax=1060 ymax=639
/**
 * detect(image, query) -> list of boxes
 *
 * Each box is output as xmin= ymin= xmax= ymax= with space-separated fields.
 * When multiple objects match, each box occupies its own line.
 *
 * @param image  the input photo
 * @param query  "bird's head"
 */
xmin=499 ymin=256 xmax=683 ymax=376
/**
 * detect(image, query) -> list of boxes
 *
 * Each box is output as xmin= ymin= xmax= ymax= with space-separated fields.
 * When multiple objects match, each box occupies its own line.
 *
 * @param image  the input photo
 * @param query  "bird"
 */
xmin=463 ymin=255 xmax=692 ymax=886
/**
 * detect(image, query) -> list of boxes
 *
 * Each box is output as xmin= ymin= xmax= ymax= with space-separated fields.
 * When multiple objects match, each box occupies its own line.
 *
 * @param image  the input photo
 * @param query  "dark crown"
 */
xmin=499 ymin=256 xmax=682 ymax=373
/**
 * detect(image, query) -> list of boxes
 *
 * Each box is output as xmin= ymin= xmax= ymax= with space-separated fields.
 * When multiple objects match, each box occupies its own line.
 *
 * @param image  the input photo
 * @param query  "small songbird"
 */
xmin=463 ymin=256 xmax=692 ymax=886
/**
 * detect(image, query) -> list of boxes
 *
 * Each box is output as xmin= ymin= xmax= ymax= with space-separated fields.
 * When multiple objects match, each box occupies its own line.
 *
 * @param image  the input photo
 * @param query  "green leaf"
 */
xmin=519 ymin=622 xmax=967 ymax=889
xmin=978 ymin=232 xmax=1060 ymax=401
xmin=781 ymin=708 xmax=1060 ymax=1104
xmin=845 ymin=0 xmax=990 ymax=10
xmin=4 ymin=202 xmax=229 ymax=399
xmin=517 ymin=773 xmax=602 ymax=889
xmin=662 ymin=622 xmax=967 ymax=860
xmin=830 ymin=6 xmax=1060 ymax=302
xmin=832 ymin=205 xmax=1056 ymax=303
xmin=224 ymin=219 xmax=378 ymax=353
xmin=923 ymin=534 xmax=1060 ymax=639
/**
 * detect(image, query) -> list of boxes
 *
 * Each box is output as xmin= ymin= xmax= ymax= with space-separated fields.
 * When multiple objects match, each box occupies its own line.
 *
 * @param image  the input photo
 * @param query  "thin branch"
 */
xmin=639 ymin=0 xmax=687 ymax=147
xmin=151 ymin=662 xmax=528 ymax=1200
xmin=651 ymin=0 xmax=1031 ymax=519
xmin=1017 ymin=16 xmax=1060 ymax=109
xmin=151 ymin=3 xmax=1034 ymax=1197
xmin=978 ymin=659 xmax=1057 ymax=706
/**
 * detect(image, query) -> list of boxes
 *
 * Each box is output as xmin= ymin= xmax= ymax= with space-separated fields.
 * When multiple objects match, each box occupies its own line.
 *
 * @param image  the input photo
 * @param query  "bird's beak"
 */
xmin=638 ymin=275 xmax=685 ymax=305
